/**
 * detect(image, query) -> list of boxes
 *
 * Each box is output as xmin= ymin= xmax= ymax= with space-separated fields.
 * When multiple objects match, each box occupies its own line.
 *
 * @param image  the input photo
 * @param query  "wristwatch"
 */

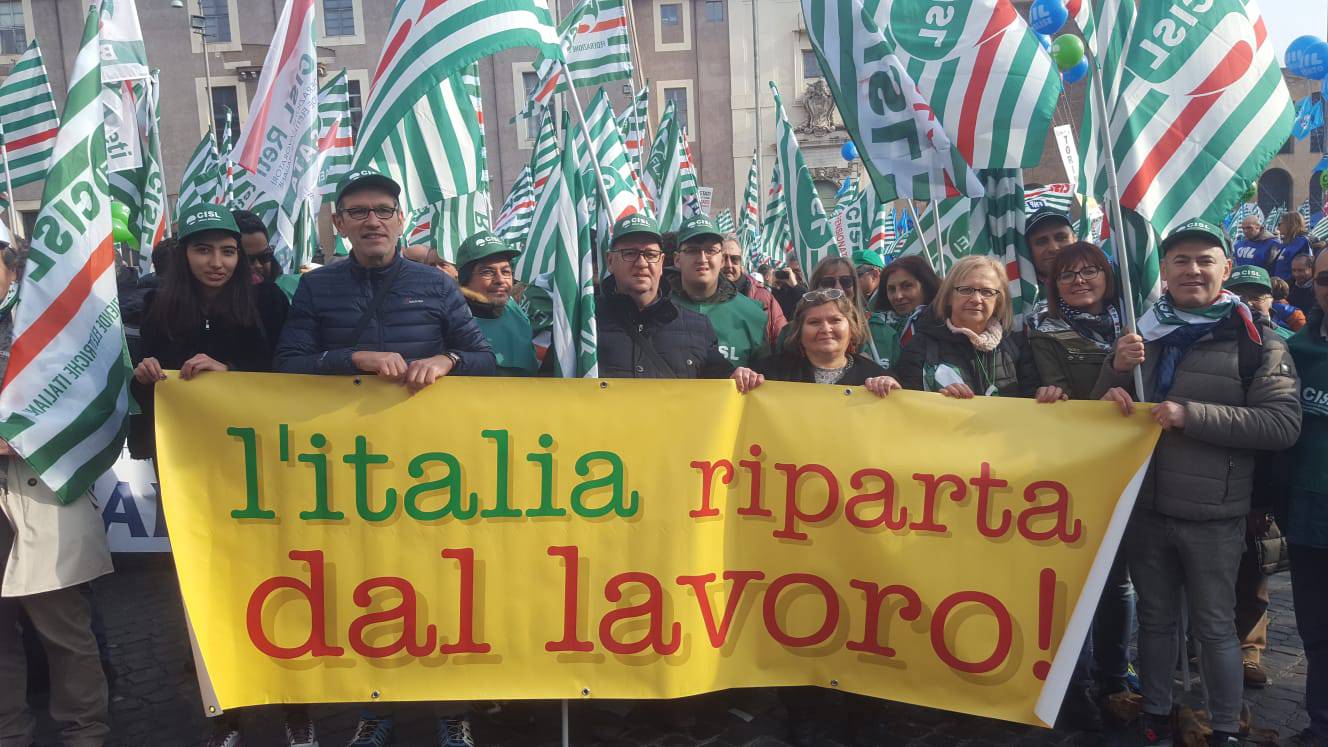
xmin=445 ymin=351 xmax=462 ymax=368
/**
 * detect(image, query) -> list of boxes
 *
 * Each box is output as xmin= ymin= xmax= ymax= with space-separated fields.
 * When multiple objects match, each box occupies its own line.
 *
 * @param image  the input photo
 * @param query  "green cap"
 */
xmin=177 ymin=203 xmax=241 ymax=244
xmin=455 ymin=230 xmax=518 ymax=270
xmin=334 ymin=169 xmax=401 ymax=206
xmin=676 ymin=215 xmax=723 ymax=247
xmin=1161 ymin=218 xmax=1230 ymax=256
xmin=1224 ymin=264 xmax=1272 ymax=293
xmin=851 ymin=250 xmax=885 ymax=270
xmin=611 ymin=212 xmax=662 ymax=245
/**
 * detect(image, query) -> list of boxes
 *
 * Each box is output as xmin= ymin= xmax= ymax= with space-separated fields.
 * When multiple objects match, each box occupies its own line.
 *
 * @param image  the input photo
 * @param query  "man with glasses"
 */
xmin=852 ymin=250 xmax=884 ymax=304
xmin=719 ymin=235 xmax=786 ymax=345
xmin=1097 ymin=219 xmax=1301 ymax=747
xmin=456 ymin=230 xmax=538 ymax=376
xmin=596 ymin=213 xmax=742 ymax=380
xmin=276 ymin=169 xmax=495 ymax=388
xmin=670 ymin=216 xmax=768 ymax=367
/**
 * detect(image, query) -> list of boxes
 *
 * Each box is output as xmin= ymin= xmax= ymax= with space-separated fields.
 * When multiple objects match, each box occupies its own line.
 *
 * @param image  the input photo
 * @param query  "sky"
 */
xmin=1264 ymin=0 xmax=1328 ymax=59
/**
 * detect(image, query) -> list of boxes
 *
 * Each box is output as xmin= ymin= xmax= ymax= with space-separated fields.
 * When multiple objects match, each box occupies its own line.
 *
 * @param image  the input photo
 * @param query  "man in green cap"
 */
xmin=670 ymin=215 xmax=768 ymax=367
xmin=851 ymin=249 xmax=884 ymax=303
xmin=1227 ymin=265 xmax=1291 ymax=340
xmin=456 ymin=230 xmax=539 ymax=376
xmin=1096 ymin=217 xmax=1300 ymax=747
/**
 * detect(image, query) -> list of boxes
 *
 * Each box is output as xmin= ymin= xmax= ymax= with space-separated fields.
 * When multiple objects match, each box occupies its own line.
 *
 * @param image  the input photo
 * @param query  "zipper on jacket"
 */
xmin=1225 ymin=457 xmax=1234 ymax=500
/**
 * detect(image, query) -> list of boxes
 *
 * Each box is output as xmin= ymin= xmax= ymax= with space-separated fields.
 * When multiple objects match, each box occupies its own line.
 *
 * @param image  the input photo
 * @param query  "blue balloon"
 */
xmin=1302 ymin=40 xmax=1328 ymax=80
xmin=1029 ymin=0 xmax=1068 ymax=35
xmin=1037 ymin=33 xmax=1052 ymax=50
xmin=841 ymin=140 xmax=858 ymax=162
xmin=1287 ymin=35 xmax=1324 ymax=74
xmin=1062 ymin=59 xmax=1090 ymax=85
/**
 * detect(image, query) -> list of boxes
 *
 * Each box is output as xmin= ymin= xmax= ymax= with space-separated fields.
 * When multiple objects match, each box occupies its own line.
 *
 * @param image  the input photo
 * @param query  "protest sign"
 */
xmin=94 ymin=450 xmax=168 ymax=553
xmin=156 ymin=374 xmax=1160 ymax=727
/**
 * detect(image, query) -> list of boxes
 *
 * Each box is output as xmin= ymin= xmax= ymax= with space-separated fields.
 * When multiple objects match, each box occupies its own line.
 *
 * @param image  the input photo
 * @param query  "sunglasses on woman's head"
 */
xmin=818 ymin=275 xmax=856 ymax=292
xmin=798 ymin=287 xmax=846 ymax=308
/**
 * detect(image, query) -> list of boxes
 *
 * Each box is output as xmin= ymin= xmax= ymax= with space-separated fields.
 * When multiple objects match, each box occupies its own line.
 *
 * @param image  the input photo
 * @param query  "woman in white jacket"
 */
xmin=0 ymin=244 xmax=113 ymax=747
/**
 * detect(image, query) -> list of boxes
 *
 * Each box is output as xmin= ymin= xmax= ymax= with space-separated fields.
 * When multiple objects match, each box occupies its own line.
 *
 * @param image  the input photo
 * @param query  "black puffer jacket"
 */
xmin=274 ymin=251 xmax=495 ymax=375
xmin=753 ymin=352 xmax=887 ymax=385
xmin=890 ymin=311 xmax=1040 ymax=397
xmin=595 ymin=276 xmax=733 ymax=379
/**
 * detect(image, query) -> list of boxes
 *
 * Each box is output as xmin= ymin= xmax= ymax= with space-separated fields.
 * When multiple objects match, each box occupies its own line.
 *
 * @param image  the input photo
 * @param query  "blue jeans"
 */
xmin=1290 ymin=543 xmax=1328 ymax=738
xmin=1073 ymin=547 xmax=1136 ymax=690
xmin=1126 ymin=509 xmax=1246 ymax=733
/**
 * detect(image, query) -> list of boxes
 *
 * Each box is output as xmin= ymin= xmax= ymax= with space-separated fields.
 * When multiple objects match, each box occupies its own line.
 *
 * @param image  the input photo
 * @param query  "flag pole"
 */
xmin=751 ymin=0 xmax=763 ymax=208
xmin=906 ymin=200 xmax=933 ymax=266
xmin=1088 ymin=50 xmax=1146 ymax=401
xmin=929 ymin=198 xmax=946 ymax=275
xmin=564 ymin=83 xmax=617 ymax=223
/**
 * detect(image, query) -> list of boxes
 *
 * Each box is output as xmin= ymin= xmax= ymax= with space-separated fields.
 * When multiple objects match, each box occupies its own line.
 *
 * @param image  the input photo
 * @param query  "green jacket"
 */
xmin=464 ymin=289 xmax=539 ymax=376
xmin=865 ymin=312 xmax=901 ymax=369
xmin=672 ymin=280 xmax=768 ymax=367
xmin=1028 ymin=324 xmax=1109 ymax=401
xmin=1287 ymin=311 xmax=1328 ymax=548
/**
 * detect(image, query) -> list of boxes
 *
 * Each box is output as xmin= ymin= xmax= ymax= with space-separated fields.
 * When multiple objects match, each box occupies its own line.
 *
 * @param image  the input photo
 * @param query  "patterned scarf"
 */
xmin=946 ymin=319 xmax=1004 ymax=352
xmin=1137 ymin=290 xmax=1260 ymax=401
xmin=1054 ymin=299 xmax=1121 ymax=353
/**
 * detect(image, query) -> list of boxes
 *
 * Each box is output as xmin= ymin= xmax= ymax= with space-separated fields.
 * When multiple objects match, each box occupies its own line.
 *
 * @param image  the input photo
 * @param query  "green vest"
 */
xmin=672 ymin=292 xmax=769 ymax=367
xmin=475 ymin=299 xmax=539 ymax=376
xmin=865 ymin=312 xmax=901 ymax=369
xmin=274 ymin=273 xmax=301 ymax=301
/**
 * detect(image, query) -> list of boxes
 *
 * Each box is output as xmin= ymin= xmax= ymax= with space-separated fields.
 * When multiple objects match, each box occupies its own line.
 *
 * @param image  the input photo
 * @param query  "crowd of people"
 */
xmin=1 ymin=169 xmax=1326 ymax=747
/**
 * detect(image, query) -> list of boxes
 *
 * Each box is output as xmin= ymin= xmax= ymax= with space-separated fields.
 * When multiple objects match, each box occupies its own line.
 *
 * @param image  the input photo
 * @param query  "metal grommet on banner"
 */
xmin=830 ymin=679 xmax=839 ymax=688
xmin=208 ymin=706 xmax=217 ymax=714
xmin=26 ymin=478 xmax=36 ymax=487
xmin=843 ymin=389 xmax=853 ymax=396
xmin=352 ymin=378 xmax=362 ymax=386
xmin=581 ymin=687 xmax=591 ymax=697
xmin=371 ymin=690 xmax=381 ymax=699
xmin=599 ymin=381 xmax=608 ymax=389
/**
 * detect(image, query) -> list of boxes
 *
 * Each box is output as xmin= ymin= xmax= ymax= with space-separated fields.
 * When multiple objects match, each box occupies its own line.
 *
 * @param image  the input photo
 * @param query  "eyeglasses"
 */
xmin=721 ymin=253 xmax=744 ymax=265
xmin=818 ymin=275 xmax=856 ymax=292
xmin=1056 ymin=266 xmax=1102 ymax=285
xmin=1315 ymin=272 xmax=1328 ymax=287
xmin=250 ymin=249 xmax=274 ymax=264
xmin=855 ymin=266 xmax=880 ymax=277
xmin=611 ymin=248 xmax=665 ymax=264
xmin=476 ymin=266 xmax=514 ymax=280
xmin=955 ymin=286 xmax=1000 ymax=299
xmin=1237 ymin=291 xmax=1272 ymax=304
xmin=339 ymin=206 xmax=399 ymax=221
xmin=798 ymin=287 xmax=846 ymax=308
xmin=679 ymin=246 xmax=722 ymax=259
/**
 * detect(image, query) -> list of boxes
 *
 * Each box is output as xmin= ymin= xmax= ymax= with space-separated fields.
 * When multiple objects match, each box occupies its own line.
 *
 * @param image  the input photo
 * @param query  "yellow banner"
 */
xmin=155 ymin=374 xmax=1160 ymax=727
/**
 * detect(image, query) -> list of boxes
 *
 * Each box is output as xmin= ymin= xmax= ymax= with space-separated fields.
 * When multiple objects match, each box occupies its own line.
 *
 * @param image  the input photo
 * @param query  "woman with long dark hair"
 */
xmin=129 ymin=204 xmax=300 ymax=746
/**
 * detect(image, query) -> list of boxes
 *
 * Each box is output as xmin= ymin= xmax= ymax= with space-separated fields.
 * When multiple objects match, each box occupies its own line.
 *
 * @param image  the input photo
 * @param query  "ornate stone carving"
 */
xmin=809 ymin=165 xmax=855 ymax=185
xmin=797 ymin=79 xmax=838 ymax=134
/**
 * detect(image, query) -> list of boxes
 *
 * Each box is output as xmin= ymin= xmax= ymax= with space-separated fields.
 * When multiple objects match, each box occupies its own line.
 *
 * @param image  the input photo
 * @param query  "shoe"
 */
xmin=1208 ymin=731 xmax=1240 ymax=746
xmin=203 ymin=719 xmax=244 ymax=747
xmin=1057 ymin=685 xmax=1104 ymax=732
xmin=1136 ymin=712 xmax=1174 ymax=746
xmin=437 ymin=716 xmax=474 ymax=747
xmin=1285 ymin=728 xmax=1328 ymax=746
xmin=1243 ymin=661 xmax=1270 ymax=688
xmin=284 ymin=706 xmax=318 ymax=747
xmin=346 ymin=714 xmax=394 ymax=747
xmin=1125 ymin=664 xmax=1142 ymax=694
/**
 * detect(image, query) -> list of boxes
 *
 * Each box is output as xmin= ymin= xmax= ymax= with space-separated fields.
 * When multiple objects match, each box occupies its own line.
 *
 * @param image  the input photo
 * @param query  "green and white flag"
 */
xmin=830 ymin=182 xmax=889 ymax=258
xmin=98 ymin=0 xmax=149 ymax=83
xmin=867 ymin=0 xmax=1060 ymax=169
xmin=519 ymin=0 xmax=632 ymax=119
xmin=0 ymin=40 xmax=60 ymax=191
xmin=759 ymin=163 xmax=793 ymax=267
xmin=359 ymin=0 xmax=559 ymax=162
xmin=578 ymin=88 xmax=650 ymax=225
xmin=1101 ymin=0 xmax=1291 ymax=238
xmin=738 ymin=150 xmax=761 ymax=251
xmin=218 ymin=106 xmax=236 ymax=204
xmin=771 ymin=82 xmax=835 ymax=271
xmin=0 ymin=6 xmax=130 ymax=502
xmin=895 ymin=197 xmax=974 ymax=270
xmin=99 ymin=0 xmax=151 ymax=174
xmin=316 ymin=70 xmax=355 ymax=203
xmin=643 ymin=101 xmax=685 ymax=231
xmin=1067 ymin=0 xmax=1133 ymax=216
xmin=532 ymin=111 xmax=597 ymax=377
xmin=1311 ymin=215 xmax=1328 ymax=242
xmin=679 ymin=128 xmax=701 ymax=217
xmin=803 ymin=0 xmax=984 ymax=202
xmin=715 ymin=209 xmax=735 ymax=235
xmin=494 ymin=165 xmax=536 ymax=249
xmin=178 ymin=127 xmax=225 ymax=207
xmin=617 ymin=86 xmax=649 ymax=173
xmin=514 ymin=107 xmax=561 ymax=283
xmin=107 ymin=72 xmax=168 ymax=265
xmin=429 ymin=192 xmax=492 ymax=264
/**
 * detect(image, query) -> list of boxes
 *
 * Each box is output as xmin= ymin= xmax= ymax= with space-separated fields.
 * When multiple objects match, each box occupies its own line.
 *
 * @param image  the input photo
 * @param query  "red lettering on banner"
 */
xmin=968 ymin=463 xmax=1012 ymax=539
xmin=676 ymin=571 xmax=766 ymax=648
xmin=245 ymin=549 xmax=345 ymax=659
xmin=762 ymin=573 xmax=840 ymax=647
xmin=773 ymin=462 xmax=839 ymax=541
xmin=599 ymin=572 xmax=682 ymax=655
xmin=846 ymin=581 xmax=922 ymax=657
xmin=845 ymin=468 xmax=906 ymax=530
xmin=545 ymin=545 xmax=594 ymax=653
xmin=1018 ymin=481 xmax=1082 ymax=543
xmin=438 ymin=548 xmax=491 ymax=654
xmin=930 ymin=591 xmax=1013 ymax=674
xmin=736 ymin=444 xmax=772 ymax=517
xmin=347 ymin=577 xmax=436 ymax=658
xmin=689 ymin=459 xmax=732 ymax=518
xmin=909 ymin=472 xmax=963 ymax=533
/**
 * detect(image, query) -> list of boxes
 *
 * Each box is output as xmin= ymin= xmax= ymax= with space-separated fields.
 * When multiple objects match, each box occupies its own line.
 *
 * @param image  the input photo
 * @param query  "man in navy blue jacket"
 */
xmin=275 ymin=170 xmax=495 ymax=389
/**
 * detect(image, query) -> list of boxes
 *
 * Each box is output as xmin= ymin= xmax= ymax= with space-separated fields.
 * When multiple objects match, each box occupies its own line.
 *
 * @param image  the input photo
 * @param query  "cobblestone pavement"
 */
xmin=30 ymin=556 xmax=1311 ymax=746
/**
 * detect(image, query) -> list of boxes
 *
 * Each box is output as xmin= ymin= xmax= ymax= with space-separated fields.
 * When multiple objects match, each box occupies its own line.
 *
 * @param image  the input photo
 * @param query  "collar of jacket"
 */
xmin=462 ymin=286 xmax=506 ymax=319
xmin=600 ymin=274 xmax=680 ymax=326
xmin=346 ymin=249 xmax=404 ymax=281
xmin=733 ymin=273 xmax=752 ymax=296
xmin=677 ymin=276 xmax=738 ymax=306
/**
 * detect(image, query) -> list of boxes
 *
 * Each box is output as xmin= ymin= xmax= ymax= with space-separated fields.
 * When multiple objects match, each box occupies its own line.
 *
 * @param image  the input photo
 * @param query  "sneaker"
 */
xmin=203 ymin=719 xmax=244 ymax=747
xmin=1208 ymin=731 xmax=1240 ymax=746
xmin=1126 ymin=664 xmax=1142 ymax=694
xmin=284 ymin=706 xmax=318 ymax=747
xmin=1243 ymin=661 xmax=1270 ymax=688
xmin=437 ymin=717 xmax=475 ymax=747
xmin=1137 ymin=712 xmax=1174 ymax=747
xmin=1286 ymin=728 xmax=1328 ymax=747
xmin=346 ymin=714 xmax=394 ymax=747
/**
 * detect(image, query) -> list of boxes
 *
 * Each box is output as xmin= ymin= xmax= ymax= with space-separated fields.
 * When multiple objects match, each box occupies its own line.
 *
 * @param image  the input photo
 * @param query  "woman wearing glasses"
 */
xmin=1028 ymin=243 xmax=1123 ymax=402
xmin=891 ymin=255 xmax=1057 ymax=401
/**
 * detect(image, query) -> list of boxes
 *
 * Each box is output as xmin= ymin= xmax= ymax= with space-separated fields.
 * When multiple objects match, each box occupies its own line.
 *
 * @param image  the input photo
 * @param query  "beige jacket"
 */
xmin=0 ymin=457 xmax=112 ymax=597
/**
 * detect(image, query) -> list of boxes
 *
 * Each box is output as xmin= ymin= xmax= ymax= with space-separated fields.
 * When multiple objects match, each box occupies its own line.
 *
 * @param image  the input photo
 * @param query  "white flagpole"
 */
xmin=906 ymin=200 xmax=934 ymax=267
xmin=929 ymin=199 xmax=946 ymax=275
xmin=1088 ymin=50 xmax=1146 ymax=401
xmin=564 ymin=83 xmax=617 ymax=221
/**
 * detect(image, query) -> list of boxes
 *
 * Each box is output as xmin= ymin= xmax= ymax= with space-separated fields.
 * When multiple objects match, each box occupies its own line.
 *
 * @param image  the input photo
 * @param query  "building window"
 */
xmin=200 ymin=0 xmax=232 ymax=43
xmin=1280 ymin=137 xmax=1294 ymax=155
xmin=802 ymin=50 xmax=823 ymax=80
xmin=345 ymin=79 xmax=363 ymax=133
xmin=665 ymin=86 xmax=690 ymax=137
xmin=0 ymin=1 xmax=24 ymax=57
xmin=1313 ymin=92 xmax=1326 ymax=155
xmin=660 ymin=3 xmax=681 ymax=25
xmin=324 ymin=0 xmax=356 ymax=37
xmin=212 ymin=86 xmax=239 ymax=141
xmin=705 ymin=0 xmax=724 ymax=22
